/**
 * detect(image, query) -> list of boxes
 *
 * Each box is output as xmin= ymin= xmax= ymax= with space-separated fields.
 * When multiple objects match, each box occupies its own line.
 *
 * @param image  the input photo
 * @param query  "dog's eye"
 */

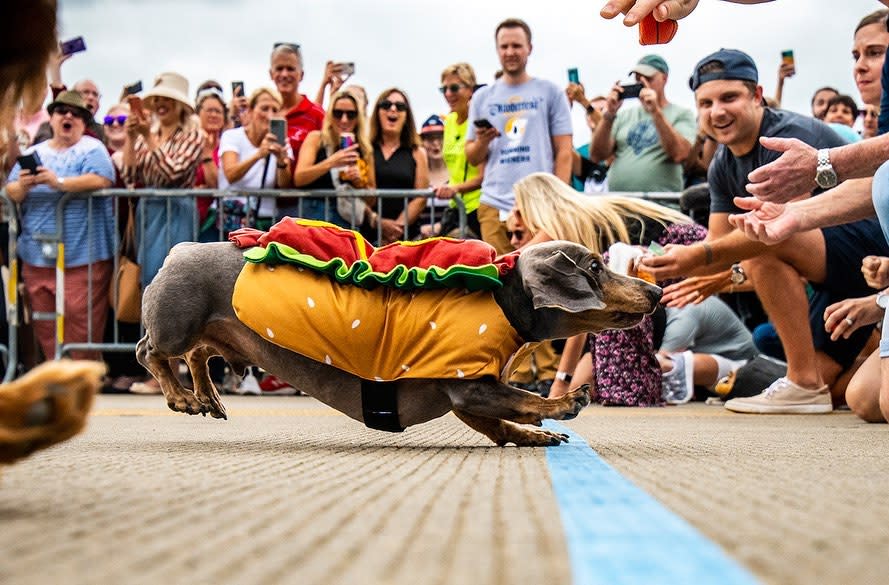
xmin=588 ymin=259 xmax=603 ymax=273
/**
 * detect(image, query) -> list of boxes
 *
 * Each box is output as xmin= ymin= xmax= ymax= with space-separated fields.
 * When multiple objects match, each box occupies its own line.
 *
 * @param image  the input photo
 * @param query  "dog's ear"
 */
xmin=524 ymin=249 xmax=606 ymax=314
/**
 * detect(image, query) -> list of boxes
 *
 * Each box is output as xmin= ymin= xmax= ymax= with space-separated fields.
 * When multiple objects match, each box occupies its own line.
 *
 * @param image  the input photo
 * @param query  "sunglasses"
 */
xmin=439 ymin=83 xmax=468 ymax=95
xmin=378 ymin=100 xmax=408 ymax=112
xmin=333 ymin=109 xmax=358 ymax=120
xmin=507 ymin=230 xmax=526 ymax=240
xmin=103 ymin=115 xmax=128 ymax=126
xmin=53 ymin=105 xmax=86 ymax=119
xmin=273 ymin=42 xmax=301 ymax=52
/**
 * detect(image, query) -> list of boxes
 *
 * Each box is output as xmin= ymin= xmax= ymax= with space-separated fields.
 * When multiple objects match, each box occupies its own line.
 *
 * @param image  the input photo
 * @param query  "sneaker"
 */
xmin=661 ymin=351 xmax=694 ymax=404
xmin=258 ymin=373 xmax=299 ymax=396
xmin=235 ymin=373 xmax=261 ymax=396
xmin=724 ymin=377 xmax=832 ymax=414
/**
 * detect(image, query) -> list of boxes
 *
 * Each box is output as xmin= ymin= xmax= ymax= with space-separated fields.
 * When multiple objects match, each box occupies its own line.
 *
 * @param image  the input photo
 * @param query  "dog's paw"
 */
xmin=504 ymin=427 xmax=570 ymax=447
xmin=558 ymin=384 xmax=591 ymax=420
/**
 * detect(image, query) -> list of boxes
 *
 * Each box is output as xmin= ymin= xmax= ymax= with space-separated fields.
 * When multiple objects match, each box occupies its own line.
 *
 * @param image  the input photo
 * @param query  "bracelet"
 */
xmin=555 ymin=371 xmax=573 ymax=383
xmin=700 ymin=242 xmax=713 ymax=265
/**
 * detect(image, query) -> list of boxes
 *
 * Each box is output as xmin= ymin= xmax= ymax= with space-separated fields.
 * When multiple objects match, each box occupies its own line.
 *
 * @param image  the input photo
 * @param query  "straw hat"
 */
xmin=143 ymin=72 xmax=194 ymax=114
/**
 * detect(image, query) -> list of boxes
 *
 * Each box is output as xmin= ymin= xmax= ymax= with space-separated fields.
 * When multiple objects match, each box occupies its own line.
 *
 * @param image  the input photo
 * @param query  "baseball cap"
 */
xmin=420 ymin=114 xmax=445 ymax=136
xmin=689 ymin=49 xmax=759 ymax=91
xmin=630 ymin=55 xmax=669 ymax=77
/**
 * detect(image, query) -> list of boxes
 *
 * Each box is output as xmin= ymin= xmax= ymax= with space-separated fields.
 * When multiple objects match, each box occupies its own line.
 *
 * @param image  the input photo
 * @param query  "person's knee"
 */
xmin=847 ymin=377 xmax=884 ymax=422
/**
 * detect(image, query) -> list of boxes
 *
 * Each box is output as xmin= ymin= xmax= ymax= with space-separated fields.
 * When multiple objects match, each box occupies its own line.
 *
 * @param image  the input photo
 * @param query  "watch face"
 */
xmin=816 ymin=168 xmax=838 ymax=189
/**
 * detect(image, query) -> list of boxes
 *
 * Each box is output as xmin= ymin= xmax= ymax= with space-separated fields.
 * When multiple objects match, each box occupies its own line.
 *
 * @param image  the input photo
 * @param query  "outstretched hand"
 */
xmin=746 ymin=136 xmax=818 ymax=202
xmin=600 ymin=0 xmax=700 ymax=25
xmin=727 ymin=197 xmax=801 ymax=244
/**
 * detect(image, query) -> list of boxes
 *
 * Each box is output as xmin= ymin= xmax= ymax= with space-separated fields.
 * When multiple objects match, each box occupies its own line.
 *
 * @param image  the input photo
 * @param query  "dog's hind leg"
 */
xmin=136 ymin=335 xmax=209 ymax=416
xmin=444 ymin=380 xmax=591 ymax=426
xmin=184 ymin=345 xmax=227 ymax=420
xmin=452 ymin=409 xmax=569 ymax=447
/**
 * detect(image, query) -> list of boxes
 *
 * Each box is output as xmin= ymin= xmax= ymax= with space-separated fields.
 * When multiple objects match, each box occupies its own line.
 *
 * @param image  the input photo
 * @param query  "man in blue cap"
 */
xmin=590 ymin=54 xmax=696 ymax=193
xmin=639 ymin=49 xmax=889 ymax=414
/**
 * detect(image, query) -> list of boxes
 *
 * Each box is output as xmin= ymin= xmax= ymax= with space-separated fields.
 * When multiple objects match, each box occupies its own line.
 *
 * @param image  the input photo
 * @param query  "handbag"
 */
xmin=110 ymin=200 xmax=142 ymax=323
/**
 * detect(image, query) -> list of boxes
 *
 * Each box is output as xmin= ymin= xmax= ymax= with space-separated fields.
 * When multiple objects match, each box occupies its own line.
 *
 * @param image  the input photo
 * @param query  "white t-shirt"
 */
xmin=466 ymin=77 xmax=573 ymax=213
xmin=218 ymin=126 xmax=293 ymax=217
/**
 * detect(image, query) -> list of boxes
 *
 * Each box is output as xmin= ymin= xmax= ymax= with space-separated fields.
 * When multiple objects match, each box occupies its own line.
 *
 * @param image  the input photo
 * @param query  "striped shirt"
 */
xmin=123 ymin=126 xmax=203 ymax=188
xmin=9 ymin=136 xmax=116 ymax=267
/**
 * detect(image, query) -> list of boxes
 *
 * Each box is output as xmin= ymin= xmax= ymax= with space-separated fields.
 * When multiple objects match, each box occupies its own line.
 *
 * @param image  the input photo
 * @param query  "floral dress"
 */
xmin=590 ymin=220 xmax=707 ymax=406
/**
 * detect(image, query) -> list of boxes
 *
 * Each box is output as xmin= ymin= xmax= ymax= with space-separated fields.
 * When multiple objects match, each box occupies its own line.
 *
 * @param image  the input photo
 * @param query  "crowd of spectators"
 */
xmin=2 ymin=6 xmax=889 ymax=424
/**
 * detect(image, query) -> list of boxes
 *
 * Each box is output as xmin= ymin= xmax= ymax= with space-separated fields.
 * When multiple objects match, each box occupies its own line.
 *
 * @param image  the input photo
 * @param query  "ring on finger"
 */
xmin=844 ymin=317 xmax=854 ymax=327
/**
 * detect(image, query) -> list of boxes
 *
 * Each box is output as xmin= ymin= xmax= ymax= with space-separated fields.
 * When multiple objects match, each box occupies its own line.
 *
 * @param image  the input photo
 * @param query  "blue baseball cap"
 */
xmin=689 ymin=49 xmax=759 ymax=91
xmin=420 ymin=114 xmax=445 ymax=135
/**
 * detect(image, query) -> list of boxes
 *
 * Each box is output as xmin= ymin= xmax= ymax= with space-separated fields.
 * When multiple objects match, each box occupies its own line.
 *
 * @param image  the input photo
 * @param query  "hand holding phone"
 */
xmin=123 ymin=81 xmax=143 ymax=96
xmin=334 ymin=62 xmax=355 ymax=77
xmin=473 ymin=118 xmax=494 ymax=130
xmin=567 ymin=67 xmax=580 ymax=85
xmin=269 ymin=118 xmax=287 ymax=145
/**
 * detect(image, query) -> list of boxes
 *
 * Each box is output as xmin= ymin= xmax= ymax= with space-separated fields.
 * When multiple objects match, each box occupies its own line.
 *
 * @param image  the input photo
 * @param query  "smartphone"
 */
xmin=781 ymin=50 xmax=795 ymax=67
xmin=60 ymin=36 xmax=86 ymax=57
xmin=340 ymin=132 xmax=355 ymax=149
xmin=335 ymin=62 xmax=355 ymax=77
xmin=473 ymin=118 xmax=494 ymax=130
xmin=17 ymin=152 xmax=43 ymax=174
xmin=123 ymin=81 xmax=142 ymax=96
xmin=620 ymin=83 xmax=644 ymax=99
xmin=231 ymin=81 xmax=245 ymax=98
xmin=567 ymin=67 xmax=580 ymax=85
xmin=270 ymin=118 xmax=287 ymax=145
xmin=647 ymin=241 xmax=665 ymax=256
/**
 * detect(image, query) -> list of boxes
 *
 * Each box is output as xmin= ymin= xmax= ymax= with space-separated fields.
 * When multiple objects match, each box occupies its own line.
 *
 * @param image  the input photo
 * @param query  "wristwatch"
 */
xmin=555 ymin=371 xmax=573 ymax=384
xmin=57 ymin=176 xmax=66 ymax=190
xmin=877 ymin=290 xmax=889 ymax=310
xmin=815 ymin=148 xmax=838 ymax=189
xmin=730 ymin=263 xmax=747 ymax=285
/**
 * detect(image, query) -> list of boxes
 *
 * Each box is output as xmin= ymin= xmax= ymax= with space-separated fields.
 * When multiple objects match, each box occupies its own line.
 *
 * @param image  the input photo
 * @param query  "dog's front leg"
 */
xmin=452 ymin=409 xmax=568 ymax=446
xmin=444 ymin=379 xmax=590 ymax=426
xmin=184 ymin=346 xmax=227 ymax=420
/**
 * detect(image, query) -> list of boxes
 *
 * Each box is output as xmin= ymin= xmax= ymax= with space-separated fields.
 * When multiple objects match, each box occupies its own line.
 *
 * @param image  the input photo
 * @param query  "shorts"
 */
xmin=810 ymin=218 xmax=889 ymax=368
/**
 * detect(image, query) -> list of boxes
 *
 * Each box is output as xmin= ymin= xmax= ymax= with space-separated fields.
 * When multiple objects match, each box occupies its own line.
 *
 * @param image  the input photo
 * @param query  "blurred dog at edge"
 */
xmin=0 ymin=0 xmax=106 ymax=473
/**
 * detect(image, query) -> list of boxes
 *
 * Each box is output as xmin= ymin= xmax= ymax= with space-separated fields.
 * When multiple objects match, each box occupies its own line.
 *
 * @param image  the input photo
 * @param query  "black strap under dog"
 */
xmin=361 ymin=379 xmax=404 ymax=433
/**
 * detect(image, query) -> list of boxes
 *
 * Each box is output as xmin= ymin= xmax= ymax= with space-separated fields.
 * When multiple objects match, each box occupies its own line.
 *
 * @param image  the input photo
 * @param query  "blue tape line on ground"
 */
xmin=544 ymin=421 xmax=759 ymax=585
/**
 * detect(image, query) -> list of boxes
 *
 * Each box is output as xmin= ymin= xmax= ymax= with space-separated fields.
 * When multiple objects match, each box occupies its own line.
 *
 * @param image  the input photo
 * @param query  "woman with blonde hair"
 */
xmin=512 ymin=172 xmax=706 ymax=406
xmin=294 ymin=88 xmax=375 ymax=228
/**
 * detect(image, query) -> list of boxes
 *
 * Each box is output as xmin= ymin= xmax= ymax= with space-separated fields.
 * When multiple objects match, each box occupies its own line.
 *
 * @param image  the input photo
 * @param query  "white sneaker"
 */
xmin=235 ymin=373 xmax=261 ymax=396
xmin=724 ymin=377 xmax=832 ymax=414
xmin=661 ymin=351 xmax=694 ymax=404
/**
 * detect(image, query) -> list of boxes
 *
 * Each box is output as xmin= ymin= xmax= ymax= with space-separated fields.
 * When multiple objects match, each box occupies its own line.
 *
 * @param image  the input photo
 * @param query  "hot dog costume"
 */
xmin=229 ymin=219 xmax=524 ymax=383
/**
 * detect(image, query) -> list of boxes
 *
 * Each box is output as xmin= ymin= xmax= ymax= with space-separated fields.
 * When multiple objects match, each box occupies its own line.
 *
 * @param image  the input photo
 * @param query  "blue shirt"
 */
xmin=8 ymin=136 xmax=116 ymax=267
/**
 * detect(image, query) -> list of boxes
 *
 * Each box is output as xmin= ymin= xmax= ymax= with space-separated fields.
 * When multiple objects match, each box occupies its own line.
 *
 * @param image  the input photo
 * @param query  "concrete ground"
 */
xmin=1 ymin=395 xmax=888 ymax=585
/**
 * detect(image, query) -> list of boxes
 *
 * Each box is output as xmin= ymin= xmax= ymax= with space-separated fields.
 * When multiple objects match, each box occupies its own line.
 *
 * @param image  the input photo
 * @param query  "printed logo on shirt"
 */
xmin=626 ymin=119 xmax=659 ymax=155
xmin=504 ymin=116 xmax=527 ymax=142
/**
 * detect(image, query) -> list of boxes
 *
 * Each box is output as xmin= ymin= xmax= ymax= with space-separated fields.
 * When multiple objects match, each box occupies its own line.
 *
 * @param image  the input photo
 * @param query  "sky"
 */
xmin=56 ymin=0 xmax=883 ymax=147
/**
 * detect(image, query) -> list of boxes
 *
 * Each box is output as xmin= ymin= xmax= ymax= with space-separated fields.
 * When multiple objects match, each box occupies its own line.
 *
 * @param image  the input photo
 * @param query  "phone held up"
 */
xmin=17 ymin=152 xmax=43 ymax=174
xmin=269 ymin=118 xmax=287 ymax=145
xmin=60 ymin=36 xmax=86 ymax=57
xmin=231 ymin=81 xmax=245 ymax=98
xmin=781 ymin=50 xmax=795 ymax=67
xmin=123 ymin=81 xmax=142 ymax=96
xmin=567 ymin=67 xmax=580 ymax=85
xmin=620 ymin=83 xmax=644 ymax=99
xmin=340 ymin=132 xmax=355 ymax=150
xmin=335 ymin=62 xmax=355 ymax=77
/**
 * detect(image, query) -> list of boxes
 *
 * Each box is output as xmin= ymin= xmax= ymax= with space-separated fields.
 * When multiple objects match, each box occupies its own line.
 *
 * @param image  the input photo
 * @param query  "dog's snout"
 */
xmin=646 ymin=283 xmax=663 ymax=308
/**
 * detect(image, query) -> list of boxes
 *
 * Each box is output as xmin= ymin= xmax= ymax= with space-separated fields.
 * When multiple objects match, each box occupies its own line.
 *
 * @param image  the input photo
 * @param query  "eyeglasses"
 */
xmin=439 ymin=83 xmax=468 ymax=95
xmin=333 ymin=109 xmax=358 ymax=120
xmin=507 ymin=230 xmax=525 ymax=240
xmin=378 ymin=100 xmax=408 ymax=112
xmin=273 ymin=42 xmax=301 ymax=52
xmin=103 ymin=115 xmax=128 ymax=126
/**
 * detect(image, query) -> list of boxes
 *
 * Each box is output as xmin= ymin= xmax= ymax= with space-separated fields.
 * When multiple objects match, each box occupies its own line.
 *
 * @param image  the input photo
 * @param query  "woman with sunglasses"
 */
xmin=369 ymin=88 xmax=429 ymax=243
xmin=435 ymin=63 xmax=483 ymax=238
xmin=293 ymin=89 xmax=375 ymax=228
xmin=102 ymin=103 xmax=130 ymax=176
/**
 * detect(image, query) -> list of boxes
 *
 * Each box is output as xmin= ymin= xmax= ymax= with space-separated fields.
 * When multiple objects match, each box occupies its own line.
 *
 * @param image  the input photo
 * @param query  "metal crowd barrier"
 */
xmin=0 ymin=187 xmax=682 ymax=381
